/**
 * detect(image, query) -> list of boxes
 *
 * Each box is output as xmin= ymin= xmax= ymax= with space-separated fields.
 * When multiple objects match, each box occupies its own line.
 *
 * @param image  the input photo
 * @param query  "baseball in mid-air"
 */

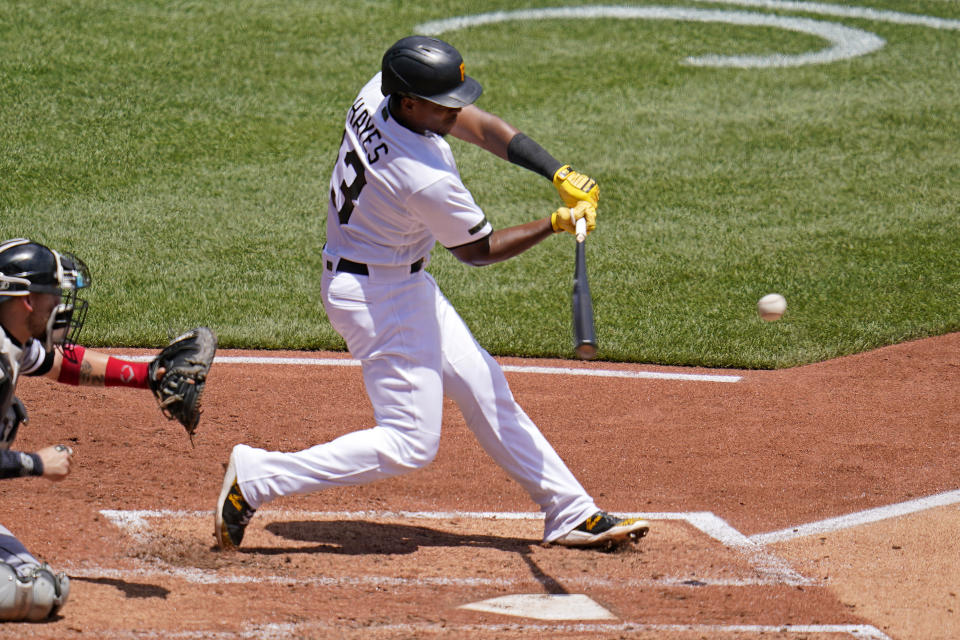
xmin=757 ymin=293 xmax=787 ymax=321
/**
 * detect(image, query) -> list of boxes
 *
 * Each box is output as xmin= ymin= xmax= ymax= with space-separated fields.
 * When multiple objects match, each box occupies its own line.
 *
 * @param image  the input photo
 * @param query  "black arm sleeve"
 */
xmin=0 ymin=450 xmax=43 ymax=479
xmin=506 ymin=133 xmax=564 ymax=181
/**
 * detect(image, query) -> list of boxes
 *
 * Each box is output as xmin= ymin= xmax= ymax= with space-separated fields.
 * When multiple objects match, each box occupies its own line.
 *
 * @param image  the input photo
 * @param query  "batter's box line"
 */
xmin=56 ymin=621 xmax=893 ymax=640
xmin=98 ymin=508 xmax=810 ymax=586
xmin=61 ymin=562 xmax=794 ymax=589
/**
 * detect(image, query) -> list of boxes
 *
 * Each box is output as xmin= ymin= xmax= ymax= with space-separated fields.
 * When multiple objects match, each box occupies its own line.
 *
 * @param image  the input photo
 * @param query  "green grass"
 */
xmin=2 ymin=1 xmax=958 ymax=367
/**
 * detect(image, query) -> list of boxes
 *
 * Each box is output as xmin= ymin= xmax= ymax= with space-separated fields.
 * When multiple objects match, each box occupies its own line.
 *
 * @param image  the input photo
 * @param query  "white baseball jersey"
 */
xmin=325 ymin=72 xmax=492 ymax=266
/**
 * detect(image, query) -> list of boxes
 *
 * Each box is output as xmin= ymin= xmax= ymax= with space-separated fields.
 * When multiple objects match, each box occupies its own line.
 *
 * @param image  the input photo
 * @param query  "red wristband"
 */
xmin=105 ymin=357 xmax=150 ymax=388
xmin=57 ymin=346 xmax=85 ymax=385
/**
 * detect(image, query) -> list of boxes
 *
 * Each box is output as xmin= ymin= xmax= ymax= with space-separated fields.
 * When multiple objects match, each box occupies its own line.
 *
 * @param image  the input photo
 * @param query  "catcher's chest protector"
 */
xmin=0 ymin=348 xmax=20 ymax=449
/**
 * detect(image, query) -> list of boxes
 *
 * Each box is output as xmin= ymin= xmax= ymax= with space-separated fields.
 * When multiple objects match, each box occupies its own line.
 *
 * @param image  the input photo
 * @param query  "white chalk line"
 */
xmin=698 ymin=0 xmax=960 ymax=31
xmin=417 ymin=6 xmax=885 ymax=68
xmin=750 ymin=488 xmax=960 ymax=545
xmin=62 ymin=563 xmax=788 ymax=589
xmin=119 ymin=353 xmax=743 ymax=383
xmin=55 ymin=622 xmax=892 ymax=640
xmin=100 ymin=507 xmax=741 ymax=542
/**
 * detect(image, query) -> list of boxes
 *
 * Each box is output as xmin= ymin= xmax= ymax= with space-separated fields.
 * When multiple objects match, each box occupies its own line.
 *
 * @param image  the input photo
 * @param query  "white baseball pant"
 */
xmin=233 ymin=256 xmax=597 ymax=541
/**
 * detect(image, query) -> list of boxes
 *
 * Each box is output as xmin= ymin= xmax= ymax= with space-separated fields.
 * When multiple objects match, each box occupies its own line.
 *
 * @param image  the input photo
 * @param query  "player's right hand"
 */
xmin=37 ymin=445 xmax=73 ymax=481
xmin=551 ymin=201 xmax=597 ymax=236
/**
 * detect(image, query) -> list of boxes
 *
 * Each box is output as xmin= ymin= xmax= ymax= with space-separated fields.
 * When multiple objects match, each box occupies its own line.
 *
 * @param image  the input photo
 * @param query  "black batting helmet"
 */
xmin=0 ymin=238 xmax=91 ymax=352
xmin=381 ymin=36 xmax=483 ymax=108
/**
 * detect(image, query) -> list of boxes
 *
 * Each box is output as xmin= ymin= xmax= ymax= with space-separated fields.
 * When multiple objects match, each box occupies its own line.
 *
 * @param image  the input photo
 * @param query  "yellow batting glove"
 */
xmin=552 ymin=165 xmax=600 ymax=208
xmin=551 ymin=201 xmax=597 ymax=236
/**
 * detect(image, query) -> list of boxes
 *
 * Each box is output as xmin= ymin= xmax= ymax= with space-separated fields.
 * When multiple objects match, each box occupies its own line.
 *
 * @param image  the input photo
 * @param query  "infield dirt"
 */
xmin=3 ymin=332 xmax=957 ymax=639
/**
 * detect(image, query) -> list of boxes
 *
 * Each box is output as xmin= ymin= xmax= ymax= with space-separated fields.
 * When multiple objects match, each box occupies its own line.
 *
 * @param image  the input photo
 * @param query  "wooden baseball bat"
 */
xmin=572 ymin=217 xmax=597 ymax=360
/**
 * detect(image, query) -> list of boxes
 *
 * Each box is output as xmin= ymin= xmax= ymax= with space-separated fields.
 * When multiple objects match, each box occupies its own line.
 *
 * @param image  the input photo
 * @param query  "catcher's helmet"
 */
xmin=381 ymin=36 xmax=482 ymax=108
xmin=0 ymin=238 xmax=90 ymax=352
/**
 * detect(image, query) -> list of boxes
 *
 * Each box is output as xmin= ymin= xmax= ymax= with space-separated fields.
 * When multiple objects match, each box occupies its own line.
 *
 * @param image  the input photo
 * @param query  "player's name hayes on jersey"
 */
xmin=348 ymin=96 xmax=388 ymax=164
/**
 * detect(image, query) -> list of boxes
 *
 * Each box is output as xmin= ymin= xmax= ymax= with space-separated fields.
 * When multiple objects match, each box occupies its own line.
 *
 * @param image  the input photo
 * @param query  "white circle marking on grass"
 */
xmin=416 ymin=3 xmax=960 ymax=68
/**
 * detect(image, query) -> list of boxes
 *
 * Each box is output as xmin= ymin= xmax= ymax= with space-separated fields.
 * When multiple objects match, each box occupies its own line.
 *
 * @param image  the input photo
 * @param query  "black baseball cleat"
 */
xmin=215 ymin=447 xmax=256 ymax=550
xmin=553 ymin=511 xmax=650 ymax=549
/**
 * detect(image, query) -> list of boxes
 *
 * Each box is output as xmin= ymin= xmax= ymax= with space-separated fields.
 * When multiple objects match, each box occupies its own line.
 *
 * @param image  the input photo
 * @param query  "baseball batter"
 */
xmin=217 ymin=36 xmax=649 ymax=549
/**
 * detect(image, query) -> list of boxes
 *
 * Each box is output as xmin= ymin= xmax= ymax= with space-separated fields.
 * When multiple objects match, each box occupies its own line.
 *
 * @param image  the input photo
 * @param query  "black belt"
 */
xmin=326 ymin=257 xmax=423 ymax=276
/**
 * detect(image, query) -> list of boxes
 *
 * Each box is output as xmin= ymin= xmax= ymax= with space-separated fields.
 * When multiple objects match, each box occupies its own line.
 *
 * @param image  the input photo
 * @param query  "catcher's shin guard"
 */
xmin=0 ymin=562 xmax=70 ymax=621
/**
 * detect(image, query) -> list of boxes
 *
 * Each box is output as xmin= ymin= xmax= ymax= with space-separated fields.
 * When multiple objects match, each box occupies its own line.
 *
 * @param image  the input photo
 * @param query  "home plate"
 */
xmin=459 ymin=594 xmax=616 ymax=620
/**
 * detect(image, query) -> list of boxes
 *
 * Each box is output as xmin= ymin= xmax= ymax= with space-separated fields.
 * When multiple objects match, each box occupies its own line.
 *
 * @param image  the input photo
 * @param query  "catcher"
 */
xmin=0 ymin=238 xmax=215 ymax=621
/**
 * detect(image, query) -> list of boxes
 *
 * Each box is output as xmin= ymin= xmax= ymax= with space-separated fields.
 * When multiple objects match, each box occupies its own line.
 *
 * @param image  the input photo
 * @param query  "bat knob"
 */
xmin=575 ymin=343 xmax=597 ymax=360
xmin=575 ymin=217 xmax=587 ymax=243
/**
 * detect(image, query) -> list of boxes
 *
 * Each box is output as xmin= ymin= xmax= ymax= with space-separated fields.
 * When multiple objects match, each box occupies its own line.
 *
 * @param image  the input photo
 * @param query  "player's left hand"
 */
xmin=553 ymin=165 xmax=599 ymax=208
xmin=148 ymin=327 xmax=217 ymax=444
xmin=551 ymin=201 xmax=597 ymax=236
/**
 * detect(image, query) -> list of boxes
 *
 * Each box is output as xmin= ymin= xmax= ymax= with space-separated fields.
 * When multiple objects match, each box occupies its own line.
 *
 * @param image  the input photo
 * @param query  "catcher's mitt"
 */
xmin=148 ymin=327 xmax=217 ymax=443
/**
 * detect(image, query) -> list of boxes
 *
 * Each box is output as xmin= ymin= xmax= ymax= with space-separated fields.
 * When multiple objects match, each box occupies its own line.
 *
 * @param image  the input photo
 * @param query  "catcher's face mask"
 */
xmin=44 ymin=251 xmax=91 ymax=357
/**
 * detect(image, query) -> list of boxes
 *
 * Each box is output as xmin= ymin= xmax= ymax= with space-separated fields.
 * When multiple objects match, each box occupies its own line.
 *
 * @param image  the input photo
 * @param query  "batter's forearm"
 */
xmin=506 ymin=134 xmax=600 ymax=209
xmin=506 ymin=133 xmax=563 ymax=181
xmin=488 ymin=217 xmax=555 ymax=261
xmin=450 ymin=217 xmax=554 ymax=266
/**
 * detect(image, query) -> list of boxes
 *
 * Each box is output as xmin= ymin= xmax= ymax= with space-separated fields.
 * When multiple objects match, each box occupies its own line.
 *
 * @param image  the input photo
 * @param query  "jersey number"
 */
xmin=331 ymin=148 xmax=366 ymax=225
